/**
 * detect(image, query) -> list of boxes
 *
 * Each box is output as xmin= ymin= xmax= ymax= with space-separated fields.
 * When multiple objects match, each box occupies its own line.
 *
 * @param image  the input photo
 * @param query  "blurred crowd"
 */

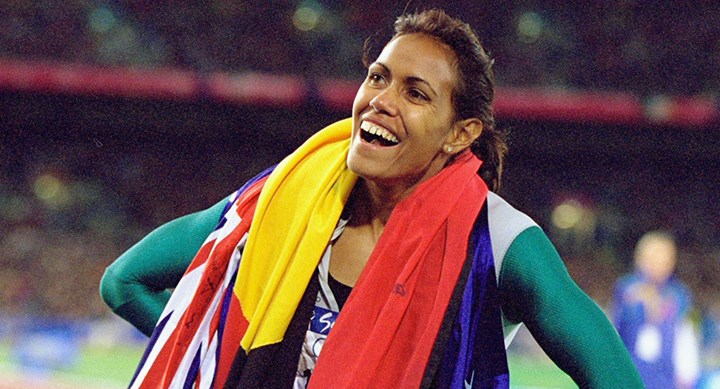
xmin=0 ymin=105 xmax=286 ymax=322
xmin=1 ymin=1 xmax=719 ymax=96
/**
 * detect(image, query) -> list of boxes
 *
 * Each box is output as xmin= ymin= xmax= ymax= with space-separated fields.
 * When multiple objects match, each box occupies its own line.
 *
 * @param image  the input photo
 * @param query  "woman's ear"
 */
xmin=443 ymin=118 xmax=483 ymax=154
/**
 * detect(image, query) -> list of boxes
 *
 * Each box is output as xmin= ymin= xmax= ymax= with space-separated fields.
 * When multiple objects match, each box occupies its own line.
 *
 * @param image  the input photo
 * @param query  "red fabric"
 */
xmin=309 ymin=152 xmax=488 ymax=388
xmin=215 ymin=294 xmax=249 ymax=384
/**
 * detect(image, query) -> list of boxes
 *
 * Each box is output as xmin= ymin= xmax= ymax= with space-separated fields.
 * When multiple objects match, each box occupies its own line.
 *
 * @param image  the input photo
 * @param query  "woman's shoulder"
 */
xmin=486 ymin=192 xmax=539 ymax=268
xmin=486 ymin=192 xmax=537 ymax=230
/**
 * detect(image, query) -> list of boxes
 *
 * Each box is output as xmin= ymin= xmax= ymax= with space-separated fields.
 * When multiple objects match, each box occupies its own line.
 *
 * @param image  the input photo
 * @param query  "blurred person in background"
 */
xmin=697 ymin=296 xmax=720 ymax=389
xmin=612 ymin=230 xmax=700 ymax=389
xmin=101 ymin=8 xmax=641 ymax=388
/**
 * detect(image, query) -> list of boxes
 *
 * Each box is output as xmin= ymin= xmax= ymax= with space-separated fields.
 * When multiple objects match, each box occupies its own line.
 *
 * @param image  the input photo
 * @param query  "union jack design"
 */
xmin=129 ymin=168 xmax=273 ymax=389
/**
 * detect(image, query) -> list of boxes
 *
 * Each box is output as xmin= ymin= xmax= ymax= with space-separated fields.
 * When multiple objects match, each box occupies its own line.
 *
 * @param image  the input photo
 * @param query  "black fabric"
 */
xmin=225 ymin=272 xmax=320 ymax=389
xmin=328 ymin=272 xmax=353 ymax=309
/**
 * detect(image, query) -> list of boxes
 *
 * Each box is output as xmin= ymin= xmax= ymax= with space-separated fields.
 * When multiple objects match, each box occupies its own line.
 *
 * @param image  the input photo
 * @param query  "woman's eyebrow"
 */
xmin=372 ymin=62 xmax=437 ymax=97
xmin=371 ymin=62 xmax=390 ymax=74
xmin=405 ymin=76 xmax=437 ymax=97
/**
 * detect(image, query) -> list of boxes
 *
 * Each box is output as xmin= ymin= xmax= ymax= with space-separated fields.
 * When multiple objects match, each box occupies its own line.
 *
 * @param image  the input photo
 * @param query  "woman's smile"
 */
xmin=359 ymin=120 xmax=400 ymax=147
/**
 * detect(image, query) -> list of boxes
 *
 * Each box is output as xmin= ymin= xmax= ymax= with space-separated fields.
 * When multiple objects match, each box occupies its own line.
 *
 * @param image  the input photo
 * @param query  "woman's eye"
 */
xmin=408 ymin=89 xmax=429 ymax=102
xmin=367 ymin=72 xmax=385 ymax=85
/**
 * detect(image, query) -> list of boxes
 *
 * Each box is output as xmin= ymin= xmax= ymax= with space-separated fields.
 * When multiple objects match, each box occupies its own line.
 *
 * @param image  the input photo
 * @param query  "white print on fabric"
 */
xmin=294 ymin=218 xmax=347 ymax=389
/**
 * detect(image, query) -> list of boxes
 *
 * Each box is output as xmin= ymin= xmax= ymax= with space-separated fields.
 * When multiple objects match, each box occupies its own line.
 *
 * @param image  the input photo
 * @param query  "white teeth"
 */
xmin=360 ymin=121 xmax=399 ymax=144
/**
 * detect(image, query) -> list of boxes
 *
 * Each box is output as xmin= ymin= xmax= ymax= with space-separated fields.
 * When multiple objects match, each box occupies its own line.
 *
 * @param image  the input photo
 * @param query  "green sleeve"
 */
xmin=498 ymin=226 xmax=643 ymax=388
xmin=100 ymin=197 xmax=229 ymax=336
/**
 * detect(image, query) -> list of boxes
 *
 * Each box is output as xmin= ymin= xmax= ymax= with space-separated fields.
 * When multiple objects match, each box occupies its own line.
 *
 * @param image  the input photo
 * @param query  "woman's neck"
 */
xmin=348 ymin=178 xmax=415 ymax=227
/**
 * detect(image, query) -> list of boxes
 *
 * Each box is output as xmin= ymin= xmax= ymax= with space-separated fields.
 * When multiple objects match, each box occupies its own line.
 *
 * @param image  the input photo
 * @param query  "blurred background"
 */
xmin=0 ymin=1 xmax=718 ymax=387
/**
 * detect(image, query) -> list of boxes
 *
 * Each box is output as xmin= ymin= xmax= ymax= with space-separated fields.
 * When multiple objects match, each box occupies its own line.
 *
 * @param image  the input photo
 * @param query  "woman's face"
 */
xmin=348 ymin=33 xmax=460 ymax=191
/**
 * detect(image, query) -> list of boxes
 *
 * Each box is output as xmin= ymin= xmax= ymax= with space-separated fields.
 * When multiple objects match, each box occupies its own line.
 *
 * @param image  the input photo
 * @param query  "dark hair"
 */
xmin=363 ymin=9 xmax=507 ymax=191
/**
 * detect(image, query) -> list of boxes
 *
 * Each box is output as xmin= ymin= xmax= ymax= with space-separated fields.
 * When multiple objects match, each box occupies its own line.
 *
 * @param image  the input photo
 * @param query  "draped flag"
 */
xmin=127 ymin=117 xmax=508 ymax=388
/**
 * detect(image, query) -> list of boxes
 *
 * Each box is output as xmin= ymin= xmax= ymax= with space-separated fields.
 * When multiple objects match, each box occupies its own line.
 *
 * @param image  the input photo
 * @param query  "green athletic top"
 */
xmin=100 ymin=193 xmax=642 ymax=388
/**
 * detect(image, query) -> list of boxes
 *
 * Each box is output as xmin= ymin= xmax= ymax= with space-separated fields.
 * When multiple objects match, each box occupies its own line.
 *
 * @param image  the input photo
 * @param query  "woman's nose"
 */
xmin=369 ymin=87 xmax=399 ymax=116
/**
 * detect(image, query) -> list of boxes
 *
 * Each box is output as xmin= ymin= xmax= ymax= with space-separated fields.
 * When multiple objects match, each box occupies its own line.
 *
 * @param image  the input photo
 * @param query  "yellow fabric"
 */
xmin=235 ymin=118 xmax=357 ymax=351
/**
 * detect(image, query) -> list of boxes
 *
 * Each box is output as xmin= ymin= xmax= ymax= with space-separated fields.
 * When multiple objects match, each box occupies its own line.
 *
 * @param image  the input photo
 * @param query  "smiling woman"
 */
xmin=348 ymin=33 xmax=465 ymax=196
xmin=99 ymin=8 xmax=643 ymax=389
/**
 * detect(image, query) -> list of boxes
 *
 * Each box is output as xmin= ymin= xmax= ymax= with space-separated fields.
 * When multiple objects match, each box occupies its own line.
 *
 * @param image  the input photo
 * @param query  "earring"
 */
xmin=446 ymin=146 xmax=453 ymax=153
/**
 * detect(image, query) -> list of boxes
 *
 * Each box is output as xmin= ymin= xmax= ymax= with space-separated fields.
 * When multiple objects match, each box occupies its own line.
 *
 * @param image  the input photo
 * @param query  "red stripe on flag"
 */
xmin=214 ymin=294 xmax=250 ymax=385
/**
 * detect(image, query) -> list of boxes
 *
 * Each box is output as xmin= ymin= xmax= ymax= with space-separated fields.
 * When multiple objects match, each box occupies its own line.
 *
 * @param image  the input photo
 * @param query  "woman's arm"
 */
xmin=100 ymin=197 xmax=228 ymax=336
xmin=499 ymin=226 xmax=643 ymax=388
